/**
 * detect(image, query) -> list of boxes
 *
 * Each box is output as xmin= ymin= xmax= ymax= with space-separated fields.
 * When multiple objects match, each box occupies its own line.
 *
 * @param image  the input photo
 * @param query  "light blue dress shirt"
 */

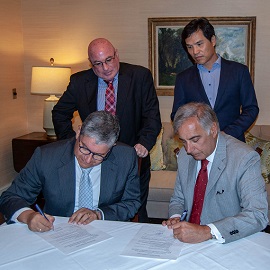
xmin=197 ymin=55 xmax=221 ymax=108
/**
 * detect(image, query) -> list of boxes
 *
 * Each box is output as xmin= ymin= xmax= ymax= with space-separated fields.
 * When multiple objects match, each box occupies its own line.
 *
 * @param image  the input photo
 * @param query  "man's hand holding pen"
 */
xmin=162 ymin=209 xmax=187 ymax=227
xmin=162 ymin=210 xmax=212 ymax=243
xmin=18 ymin=209 xmax=55 ymax=232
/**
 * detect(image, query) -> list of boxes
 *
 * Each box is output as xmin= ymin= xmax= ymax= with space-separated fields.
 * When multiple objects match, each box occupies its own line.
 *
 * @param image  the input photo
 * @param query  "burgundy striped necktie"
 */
xmin=104 ymin=80 xmax=116 ymax=115
xmin=189 ymin=159 xmax=209 ymax=224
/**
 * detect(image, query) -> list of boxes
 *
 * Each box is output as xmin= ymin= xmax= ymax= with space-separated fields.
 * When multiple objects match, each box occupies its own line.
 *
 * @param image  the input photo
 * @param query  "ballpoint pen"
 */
xmin=35 ymin=203 xmax=50 ymax=222
xmin=180 ymin=210 xmax=188 ymax=221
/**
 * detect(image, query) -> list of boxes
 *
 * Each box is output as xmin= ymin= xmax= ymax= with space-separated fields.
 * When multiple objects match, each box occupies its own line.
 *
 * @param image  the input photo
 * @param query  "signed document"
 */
xmin=37 ymin=222 xmax=112 ymax=254
xmin=121 ymin=224 xmax=184 ymax=260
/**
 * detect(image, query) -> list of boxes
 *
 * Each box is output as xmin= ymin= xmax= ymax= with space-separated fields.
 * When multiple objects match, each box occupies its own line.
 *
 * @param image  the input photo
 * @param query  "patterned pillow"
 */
xmin=164 ymin=135 xmax=183 ymax=171
xmin=150 ymin=127 xmax=166 ymax=171
xmin=245 ymin=132 xmax=270 ymax=184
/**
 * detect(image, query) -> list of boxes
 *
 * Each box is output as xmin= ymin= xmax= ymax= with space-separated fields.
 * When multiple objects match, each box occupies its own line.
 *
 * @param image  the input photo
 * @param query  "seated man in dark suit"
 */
xmin=0 ymin=111 xmax=140 ymax=232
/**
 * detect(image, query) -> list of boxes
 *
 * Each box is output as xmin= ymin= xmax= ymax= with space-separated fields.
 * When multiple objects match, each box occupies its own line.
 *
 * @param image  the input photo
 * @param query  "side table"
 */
xmin=12 ymin=132 xmax=57 ymax=172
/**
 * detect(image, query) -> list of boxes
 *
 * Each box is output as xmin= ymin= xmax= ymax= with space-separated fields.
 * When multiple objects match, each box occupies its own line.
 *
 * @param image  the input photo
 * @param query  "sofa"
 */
xmin=147 ymin=123 xmax=270 ymax=225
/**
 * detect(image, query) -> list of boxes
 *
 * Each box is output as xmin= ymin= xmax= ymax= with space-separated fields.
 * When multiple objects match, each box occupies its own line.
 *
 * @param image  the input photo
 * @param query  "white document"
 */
xmin=37 ymin=222 xmax=112 ymax=254
xmin=121 ymin=224 xmax=184 ymax=260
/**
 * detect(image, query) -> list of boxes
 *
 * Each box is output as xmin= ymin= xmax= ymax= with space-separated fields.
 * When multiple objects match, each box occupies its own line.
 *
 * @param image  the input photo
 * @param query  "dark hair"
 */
xmin=173 ymin=102 xmax=220 ymax=135
xmin=182 ymin=17 xmax=215 ymax=42
xmin=80 ymin=111 xmax=120 ymax=148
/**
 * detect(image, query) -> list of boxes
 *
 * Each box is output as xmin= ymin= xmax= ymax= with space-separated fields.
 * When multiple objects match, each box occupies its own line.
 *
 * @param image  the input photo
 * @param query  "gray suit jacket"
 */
xmin=0 ymin=138 xmax=141 ymax=223
xmin=169 ymin=133 xmax=268 ymax=243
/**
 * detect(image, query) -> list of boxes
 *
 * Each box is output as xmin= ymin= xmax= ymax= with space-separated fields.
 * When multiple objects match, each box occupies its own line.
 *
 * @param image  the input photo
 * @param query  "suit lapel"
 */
xmin=99 ymin=151 xmax=118 ymax=204
xmin=214 ymin=58 xmax=230 ymax=110
xmin=116 ymin=64 xmax=130 ymax=118
xmin=85 ymin=70 xmax=98 ymax=113
xmin=206 ymin=134 xmax=226 ymax=196
xmin=57 ymin=140 xmax=77 ymax=215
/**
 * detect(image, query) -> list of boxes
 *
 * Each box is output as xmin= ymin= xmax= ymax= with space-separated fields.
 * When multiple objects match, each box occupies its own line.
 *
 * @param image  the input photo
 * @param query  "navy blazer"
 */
xmin=171 ymin=58 xmax=259 ymax=142
xmin=0 ymin=138 xmax=141 ymax=223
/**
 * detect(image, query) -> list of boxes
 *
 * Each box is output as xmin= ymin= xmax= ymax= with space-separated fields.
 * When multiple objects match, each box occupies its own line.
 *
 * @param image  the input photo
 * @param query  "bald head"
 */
xmin=87 ymin=38 xmax=120 ymax=81
xmin=88 ymin=38 xmax=115 ymax=59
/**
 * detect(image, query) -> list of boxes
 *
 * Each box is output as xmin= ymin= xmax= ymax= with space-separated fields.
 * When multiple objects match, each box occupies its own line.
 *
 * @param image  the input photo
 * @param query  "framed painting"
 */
xmin=148 ymin=16 xmax=256 ymax=96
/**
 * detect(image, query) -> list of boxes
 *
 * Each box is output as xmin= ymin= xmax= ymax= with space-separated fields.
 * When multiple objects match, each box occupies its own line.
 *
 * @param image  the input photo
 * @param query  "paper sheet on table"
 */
xmin=37 ymin=222 xmax=112 ymax=254
xmin=121 ymin=224 xmax=184 ymax=260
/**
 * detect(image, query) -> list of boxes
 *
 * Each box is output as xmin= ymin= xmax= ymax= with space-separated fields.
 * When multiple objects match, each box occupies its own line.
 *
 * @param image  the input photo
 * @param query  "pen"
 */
xmin=180 ymin=210 xmax=188 ymax=221
xmin=35 ymin=203 xmax=50 ymax=222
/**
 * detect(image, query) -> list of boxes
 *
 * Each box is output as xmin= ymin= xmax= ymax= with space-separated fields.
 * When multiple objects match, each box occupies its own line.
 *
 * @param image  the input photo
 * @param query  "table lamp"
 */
xmin=31 ymin=58 xmax=71 ymax=138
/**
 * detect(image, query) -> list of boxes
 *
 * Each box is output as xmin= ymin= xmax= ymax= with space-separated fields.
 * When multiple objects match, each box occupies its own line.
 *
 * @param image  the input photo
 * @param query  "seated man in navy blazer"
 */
xmin=163 ymin=102 xmax=268 ymax=244
xmin=0 ymin=111 xmax=141 ymax=232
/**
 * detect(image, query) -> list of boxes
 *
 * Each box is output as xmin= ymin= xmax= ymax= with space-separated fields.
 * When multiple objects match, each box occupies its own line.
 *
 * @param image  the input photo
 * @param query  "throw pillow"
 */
xmin=245 ymin=132 xmax=270 ymax=184
xmin=150 ymin=127 xmax=166 ymax=171
xmin=164 ymin=136 xmax=183 ymax=171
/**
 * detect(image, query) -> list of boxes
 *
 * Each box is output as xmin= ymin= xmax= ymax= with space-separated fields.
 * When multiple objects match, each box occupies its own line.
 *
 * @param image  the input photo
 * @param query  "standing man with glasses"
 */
xmin=0 ymin=111 xmax=141 ymax=232
xmin=52 ymin=38 xmax=161 ymax=223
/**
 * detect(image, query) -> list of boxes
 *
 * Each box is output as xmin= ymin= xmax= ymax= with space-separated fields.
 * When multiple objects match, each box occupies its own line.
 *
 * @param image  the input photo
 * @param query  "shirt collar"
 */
xmin=98 ymin=73 xmax=119 ymax=85
xmin=197 ymin=54 xmax=221 ymax=71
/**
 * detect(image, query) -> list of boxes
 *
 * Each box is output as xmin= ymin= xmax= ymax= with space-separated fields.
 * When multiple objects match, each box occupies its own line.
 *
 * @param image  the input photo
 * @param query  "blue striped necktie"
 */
xmin=78 ymin=167 xmax=94 ymax=209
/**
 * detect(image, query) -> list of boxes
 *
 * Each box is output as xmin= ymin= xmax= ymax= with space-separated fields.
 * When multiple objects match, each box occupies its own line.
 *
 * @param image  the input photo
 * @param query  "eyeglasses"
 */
xmin=91 ymin=52 xmax=116 ymax=68
xmin=78 ymin=137 xmax=111 ymax=161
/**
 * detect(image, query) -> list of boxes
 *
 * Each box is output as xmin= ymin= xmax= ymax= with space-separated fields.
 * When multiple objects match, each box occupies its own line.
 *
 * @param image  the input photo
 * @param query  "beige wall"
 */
xmin=1 ymin=0 xmax=270 ymax=189
xmin=0 ymin=0 xmax=27 ymax=190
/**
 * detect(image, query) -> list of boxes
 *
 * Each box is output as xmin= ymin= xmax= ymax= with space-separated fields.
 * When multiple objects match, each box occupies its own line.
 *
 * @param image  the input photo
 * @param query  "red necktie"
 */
xmin=189 ymin=159 xmax=209 ymax=224
xmin=104 ymin=80 xmax=116 ymax=115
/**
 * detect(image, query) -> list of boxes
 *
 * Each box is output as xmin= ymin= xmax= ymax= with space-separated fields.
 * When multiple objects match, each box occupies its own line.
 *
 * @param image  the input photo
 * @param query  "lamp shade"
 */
xmin=31 ymin=66 xmax=71 ymax=95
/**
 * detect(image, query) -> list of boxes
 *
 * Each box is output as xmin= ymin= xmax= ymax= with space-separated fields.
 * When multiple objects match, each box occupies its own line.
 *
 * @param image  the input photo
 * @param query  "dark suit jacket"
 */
xmin=171 ymin=58 xmax=259 ymax=142
xmin=52 ymin=63 xmax=161 ymax=153
xmin=0 ymin=139 xmax=141 ymax=223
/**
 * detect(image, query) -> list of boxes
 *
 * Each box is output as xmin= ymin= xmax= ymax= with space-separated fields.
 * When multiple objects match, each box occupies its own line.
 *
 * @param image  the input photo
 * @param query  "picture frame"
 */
xmin=148 ymin=16 xmax=256 ymax=96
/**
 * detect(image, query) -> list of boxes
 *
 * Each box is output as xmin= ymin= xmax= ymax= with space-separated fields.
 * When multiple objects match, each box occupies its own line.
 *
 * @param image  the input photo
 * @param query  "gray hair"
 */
xmin=173 ymin=102 xmax=220 ymax=135
xmin=80 ymin=111 xmax=120 ymax=148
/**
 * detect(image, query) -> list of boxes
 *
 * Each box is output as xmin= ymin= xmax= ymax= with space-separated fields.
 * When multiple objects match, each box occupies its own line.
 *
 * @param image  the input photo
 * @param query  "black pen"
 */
xmin=35 ymin=203 xmax=50 ymax=222
xmin=180 ymin=210 xmax=188 ymax=221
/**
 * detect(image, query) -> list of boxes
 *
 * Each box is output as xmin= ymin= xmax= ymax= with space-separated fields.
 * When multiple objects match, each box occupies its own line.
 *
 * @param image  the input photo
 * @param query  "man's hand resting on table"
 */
xmin=69 ymin=207 xmax=101 ymax=225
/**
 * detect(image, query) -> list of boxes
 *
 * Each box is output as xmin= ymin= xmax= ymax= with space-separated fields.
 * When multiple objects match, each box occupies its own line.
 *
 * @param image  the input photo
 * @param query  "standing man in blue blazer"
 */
xmin=171 ymin=17 xmax=259 ymax=142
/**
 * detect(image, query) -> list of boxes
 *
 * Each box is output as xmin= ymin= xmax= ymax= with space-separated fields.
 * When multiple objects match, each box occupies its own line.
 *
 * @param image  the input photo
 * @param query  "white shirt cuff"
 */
xmin=96 ymin=208 xmax=104 ymax=220
xmin=207 ymin=223 xmax=225 ymax=243
xmin=170 ymin=214 xmax=181 ymax=219
xmin=11 ymin=207 xmax=32 ymax=223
